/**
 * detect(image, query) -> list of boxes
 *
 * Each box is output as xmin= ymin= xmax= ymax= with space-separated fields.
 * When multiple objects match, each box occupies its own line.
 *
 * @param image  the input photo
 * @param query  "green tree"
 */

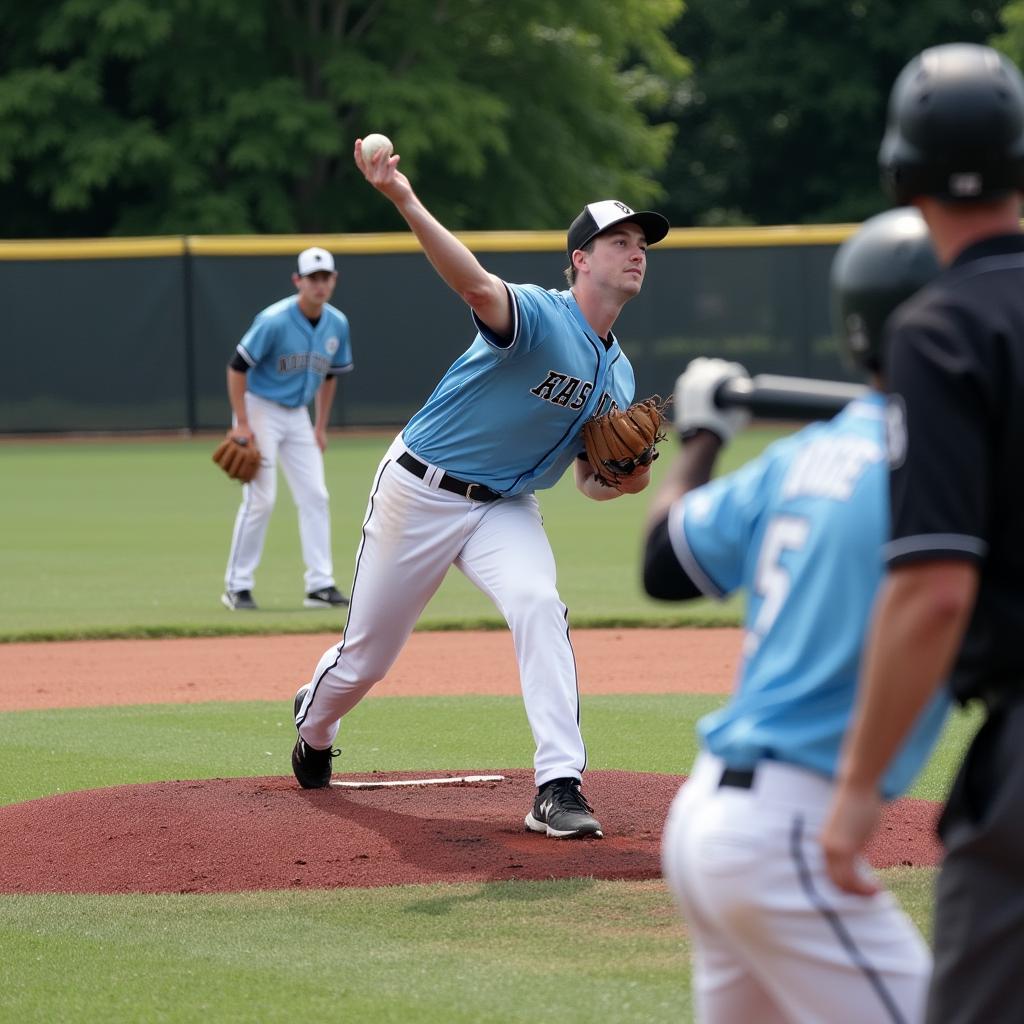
xmin=0 ymin=0 xmax=685 ymax=237
xmin=659 ymin=0 xmax=1005 ymax=226
xmin=993 ymin=0 xmax=1024 ymax=63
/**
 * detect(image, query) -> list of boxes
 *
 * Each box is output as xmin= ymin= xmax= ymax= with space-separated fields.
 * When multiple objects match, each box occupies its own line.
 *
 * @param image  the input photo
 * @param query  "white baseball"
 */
xmin=361 ymin=133 xmax=393 ymax=161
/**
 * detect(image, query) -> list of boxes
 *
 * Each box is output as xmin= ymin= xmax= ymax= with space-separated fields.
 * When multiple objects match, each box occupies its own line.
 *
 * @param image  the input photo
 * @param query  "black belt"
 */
xmin=397 ymin=451 xmax=502 ymax=503
xmin=718 ymin=767 xmax=756 ymax=789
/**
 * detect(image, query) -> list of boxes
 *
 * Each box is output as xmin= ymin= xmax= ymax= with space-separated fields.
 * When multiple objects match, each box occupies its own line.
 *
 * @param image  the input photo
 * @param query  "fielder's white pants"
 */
xmin=224 ymin=391 xmax=335 ymax=593
xmin=663 ymin=752 xmax=931 ymax=1024
xmin=296 ymin=435 xmax=586 ymax=787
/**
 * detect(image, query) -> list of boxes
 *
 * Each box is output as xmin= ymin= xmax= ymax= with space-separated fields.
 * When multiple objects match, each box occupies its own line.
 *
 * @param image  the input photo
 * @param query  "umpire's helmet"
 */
xmin=880 ymin=43 xmax=1024 ymax=204
xmin=830 ymin=208 xmax=940 ymax=373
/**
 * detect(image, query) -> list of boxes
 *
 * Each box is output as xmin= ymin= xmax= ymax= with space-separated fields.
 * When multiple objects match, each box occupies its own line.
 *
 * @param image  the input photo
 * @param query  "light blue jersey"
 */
xmin=402 ymin=283 xmax=636 ymax=495
xmin=669 ymin=394 xmax=949 ymax=798
xmin=237 ymin=296 xmax=352 ymax=409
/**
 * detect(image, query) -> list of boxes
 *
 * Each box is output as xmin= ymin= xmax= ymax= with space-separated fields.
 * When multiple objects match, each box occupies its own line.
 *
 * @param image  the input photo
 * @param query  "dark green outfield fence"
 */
xmin=0 ymin=225 xmax=857 ymax=434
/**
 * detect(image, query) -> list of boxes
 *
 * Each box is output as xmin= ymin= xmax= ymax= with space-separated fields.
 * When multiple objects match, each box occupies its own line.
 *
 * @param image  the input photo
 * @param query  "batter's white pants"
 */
xmin=296 ymin=435 xmax=586 ymax=787
xmin=224 ymin=392 xmax=335 ymax=594
xmin=663 ymin=752 xmax=931 ymax=1024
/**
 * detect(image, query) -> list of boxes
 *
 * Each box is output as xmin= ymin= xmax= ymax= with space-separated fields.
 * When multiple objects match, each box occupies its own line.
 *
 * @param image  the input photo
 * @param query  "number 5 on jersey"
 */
xmin=743 ymin=516 xmax=810 ymax=658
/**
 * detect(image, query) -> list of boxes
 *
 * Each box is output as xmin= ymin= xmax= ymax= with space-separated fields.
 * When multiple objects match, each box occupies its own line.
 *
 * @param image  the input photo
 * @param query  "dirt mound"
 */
xmin=0 ymin=769 xmax=942 ymax=894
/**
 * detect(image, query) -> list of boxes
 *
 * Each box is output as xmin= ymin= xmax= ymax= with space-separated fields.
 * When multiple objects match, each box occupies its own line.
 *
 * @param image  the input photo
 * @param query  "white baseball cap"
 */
xmin=566 ymin=200 xmax=669 ymax=258
xmin=296 ymin=246 xmax=336 ymax=276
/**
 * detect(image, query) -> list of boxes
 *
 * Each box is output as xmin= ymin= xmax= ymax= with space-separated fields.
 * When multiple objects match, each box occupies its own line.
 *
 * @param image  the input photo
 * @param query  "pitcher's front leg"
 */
xmin=455 ymin=496 xmax=586 ymax=787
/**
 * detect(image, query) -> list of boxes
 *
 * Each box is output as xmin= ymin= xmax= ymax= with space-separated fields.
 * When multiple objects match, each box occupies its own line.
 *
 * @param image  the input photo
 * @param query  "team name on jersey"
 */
xmin=781 ymin=436 xmax=884 ymax=501
xmin=530 ymin=370 xmax=594 ymax=410
xmin=277 ymin=352 xmax=330 ymax=375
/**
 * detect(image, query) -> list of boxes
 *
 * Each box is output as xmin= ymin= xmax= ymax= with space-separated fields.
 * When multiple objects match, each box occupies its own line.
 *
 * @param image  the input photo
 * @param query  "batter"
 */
xmin=291 ymin=139 xmax=668 ymax=840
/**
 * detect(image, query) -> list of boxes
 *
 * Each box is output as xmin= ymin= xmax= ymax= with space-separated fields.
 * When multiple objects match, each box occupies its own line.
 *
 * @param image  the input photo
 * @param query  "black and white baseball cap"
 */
xmin=296 ymin=246 xmax=336 ymax=276
xmin=566 ymin=200 xmax=670 ymax=258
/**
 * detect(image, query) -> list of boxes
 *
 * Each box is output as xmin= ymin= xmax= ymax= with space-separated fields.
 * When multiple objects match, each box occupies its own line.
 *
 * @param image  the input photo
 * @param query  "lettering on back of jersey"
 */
xmin=781 ymin=436 xmax=884 ymax=501
xmin=531 ymin=370 xmax=593 ymax=411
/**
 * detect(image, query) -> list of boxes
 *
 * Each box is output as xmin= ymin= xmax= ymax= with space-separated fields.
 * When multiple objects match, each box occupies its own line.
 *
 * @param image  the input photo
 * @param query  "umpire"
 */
xmin=822 ymin=43 xmax=1024 ymax=1023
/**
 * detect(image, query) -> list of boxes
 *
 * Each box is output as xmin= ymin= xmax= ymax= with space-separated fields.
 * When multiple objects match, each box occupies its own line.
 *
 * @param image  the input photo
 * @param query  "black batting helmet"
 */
xmin=880 ymin=43 xmax=1024 ymax=204
xmin=830 ymin=208 xmax=940 ymax=373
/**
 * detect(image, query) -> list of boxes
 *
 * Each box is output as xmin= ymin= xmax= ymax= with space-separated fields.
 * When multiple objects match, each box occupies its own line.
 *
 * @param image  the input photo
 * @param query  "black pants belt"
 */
xmin=397 ymin=451 xmax=501 ymax=503
xmin=718 ymin=767 xmax=756 ymax=789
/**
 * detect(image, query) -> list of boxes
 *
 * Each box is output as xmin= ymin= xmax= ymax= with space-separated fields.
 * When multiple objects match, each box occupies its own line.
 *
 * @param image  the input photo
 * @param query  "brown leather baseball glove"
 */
xmin=212 ymin=434 xmax=262 ymax=483
xmin=582 ymin=396 xmax=668 ymax=487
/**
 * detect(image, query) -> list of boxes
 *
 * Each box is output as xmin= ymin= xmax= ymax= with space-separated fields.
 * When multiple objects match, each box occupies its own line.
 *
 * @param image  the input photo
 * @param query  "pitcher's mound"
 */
xmin=0 ymin=769 xmax=942 ymax=894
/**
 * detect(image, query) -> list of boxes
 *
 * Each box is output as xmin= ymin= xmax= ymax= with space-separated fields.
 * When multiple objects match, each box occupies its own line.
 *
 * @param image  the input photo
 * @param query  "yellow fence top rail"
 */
xmin=0 ymin=223 xmax=862 ymax=261
xmin=0 ymin=237 xmax=186 ymax=260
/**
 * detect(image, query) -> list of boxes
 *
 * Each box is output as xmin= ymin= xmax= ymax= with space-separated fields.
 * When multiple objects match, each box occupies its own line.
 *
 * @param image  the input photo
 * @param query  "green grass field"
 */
xmin=0 ymin=694 xmax=978 ymax=809
xmin=0 ymin=429 xmax=787 ymax=641
xmin=0 ymin=428 xmax=968 ymax=1023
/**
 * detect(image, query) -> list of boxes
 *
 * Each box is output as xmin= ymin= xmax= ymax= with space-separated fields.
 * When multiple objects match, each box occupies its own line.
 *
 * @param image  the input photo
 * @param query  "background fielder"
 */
xmin=643 ymin=209 xmax=945 ymax=1023
xmin=291 ymin=137 xmax=668 ymax=839
xmin=221 ymin=247 xmax=352 ymax=612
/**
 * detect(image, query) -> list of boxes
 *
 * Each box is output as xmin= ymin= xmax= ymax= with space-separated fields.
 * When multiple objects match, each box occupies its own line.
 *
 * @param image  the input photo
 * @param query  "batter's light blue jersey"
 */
xmin=237 ymin=296 xmax=352 ymax=409
xmin=669 ymin=394 xmax=949 ymax=798
xmin=402 ymin=284 xmax=636 ymax=495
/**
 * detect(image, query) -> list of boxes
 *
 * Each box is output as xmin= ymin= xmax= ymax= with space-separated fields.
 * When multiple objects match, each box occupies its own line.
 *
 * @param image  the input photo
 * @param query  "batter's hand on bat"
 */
xmin=354 ymin=138 xmax=410 ymax=203
xmin=674 ymin=357 xmax=751 ymax=443
xmin=820 ymin=783 xmax=882 ymax=896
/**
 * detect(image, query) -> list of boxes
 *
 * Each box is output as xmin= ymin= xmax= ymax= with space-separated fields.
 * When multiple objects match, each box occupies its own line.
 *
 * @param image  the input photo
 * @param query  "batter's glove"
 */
xmin=582 ymin=396 xmax=669 ymax=487
xmin=674 ymin=358 xmax=751 ymax=444
xmin=212 ymin=434 xmax=262 ymax=483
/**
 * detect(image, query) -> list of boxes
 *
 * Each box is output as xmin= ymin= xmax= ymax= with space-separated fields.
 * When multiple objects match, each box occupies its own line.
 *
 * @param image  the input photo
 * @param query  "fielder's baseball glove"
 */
xmin=212 ymin=435 xmax=262 ymax=483
xmin=582 ymin=396 xmax=668 ymax=487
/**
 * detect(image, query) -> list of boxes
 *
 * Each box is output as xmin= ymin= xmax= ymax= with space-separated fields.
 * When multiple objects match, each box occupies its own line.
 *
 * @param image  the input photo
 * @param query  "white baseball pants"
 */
xmin=663 ymin=752 xmax=931 ymax=1024
xmin=224 ymin=391 xmax=335 ymax=593
xmin=296 ymin=435 xmax=586 ymax=787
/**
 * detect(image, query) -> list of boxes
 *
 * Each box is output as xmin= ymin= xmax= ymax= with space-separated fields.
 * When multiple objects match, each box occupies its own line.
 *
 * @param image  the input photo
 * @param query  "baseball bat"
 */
xmin=714 ymin=373 xmax=868 ymax=421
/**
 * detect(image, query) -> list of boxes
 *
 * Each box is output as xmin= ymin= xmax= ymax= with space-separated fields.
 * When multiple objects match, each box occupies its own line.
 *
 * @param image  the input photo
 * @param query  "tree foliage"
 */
xmin=993 ymin=0 xmax=1024 ymax=63
xmin=0 ymin=0 xmax=685 ymax=236
xmin=6 ymin=1 xmax=1023 ymax=236
xmin=658 ymin=0 xmax=1006 ymax=226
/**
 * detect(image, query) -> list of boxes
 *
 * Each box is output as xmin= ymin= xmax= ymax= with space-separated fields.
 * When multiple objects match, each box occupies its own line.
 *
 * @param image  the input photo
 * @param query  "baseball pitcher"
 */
xmin=290 ymin=139 xmax=669 ymax=839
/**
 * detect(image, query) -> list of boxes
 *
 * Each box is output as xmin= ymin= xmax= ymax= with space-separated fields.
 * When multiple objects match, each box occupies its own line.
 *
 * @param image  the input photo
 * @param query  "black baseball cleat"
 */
xmin=303 ymin=586 xmax=349 ymax=609
xmin=221 ymin=589 xmax=258 ymax=611
xmin=291 ymin=684 xmax=338 ymax=789
xmin=525 ymin=778 xmax=603 ymax=839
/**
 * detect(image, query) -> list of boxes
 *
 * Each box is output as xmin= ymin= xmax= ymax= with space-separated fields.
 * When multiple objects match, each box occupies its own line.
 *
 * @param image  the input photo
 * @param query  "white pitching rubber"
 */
xmin=331 ymin=774 xmax=506 ymax=790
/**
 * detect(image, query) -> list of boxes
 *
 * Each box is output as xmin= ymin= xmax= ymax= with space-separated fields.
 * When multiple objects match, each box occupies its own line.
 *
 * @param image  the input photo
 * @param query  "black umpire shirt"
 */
xmin=883 ymin=232 xmax=1024 ymax=703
